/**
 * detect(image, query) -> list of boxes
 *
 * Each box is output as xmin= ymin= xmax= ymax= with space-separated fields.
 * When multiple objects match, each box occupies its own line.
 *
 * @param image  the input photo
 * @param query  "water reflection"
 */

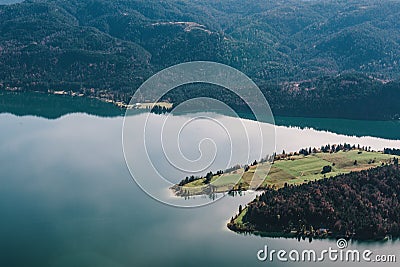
xmin=0 ymin=112 xmax=399 ymax=266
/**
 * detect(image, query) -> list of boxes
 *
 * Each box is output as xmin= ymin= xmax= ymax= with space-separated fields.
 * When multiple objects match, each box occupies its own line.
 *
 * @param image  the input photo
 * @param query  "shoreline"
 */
xmin=1 ymin=88 xmax=172 ymax=112
xmin=3 ymin=88 xmax=400 ymax=122
xmin=227 ymin=217 xmax=397 ymax=243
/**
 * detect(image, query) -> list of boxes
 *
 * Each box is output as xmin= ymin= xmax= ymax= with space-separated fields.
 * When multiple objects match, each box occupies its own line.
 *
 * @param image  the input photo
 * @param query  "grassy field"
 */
xmin=172 ymin=150 xmax=399 ymax=196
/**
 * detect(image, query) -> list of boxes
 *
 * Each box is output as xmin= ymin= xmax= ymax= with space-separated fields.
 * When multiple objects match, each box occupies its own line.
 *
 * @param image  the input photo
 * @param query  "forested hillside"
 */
xmin=230 ymin=164 xmax=400 ymax=240
xmin=1 ymin=0 xmax=400 ymax=119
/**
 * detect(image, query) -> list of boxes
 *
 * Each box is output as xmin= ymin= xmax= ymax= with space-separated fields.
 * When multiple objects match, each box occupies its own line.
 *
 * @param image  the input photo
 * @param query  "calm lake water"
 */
xmin=1 ymin=107 xmax=400 ymax=266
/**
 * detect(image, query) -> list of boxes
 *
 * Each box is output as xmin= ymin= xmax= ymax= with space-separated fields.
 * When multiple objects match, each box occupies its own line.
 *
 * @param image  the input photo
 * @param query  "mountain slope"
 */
xmin=1 ymin=0 xmax=400 ymax=119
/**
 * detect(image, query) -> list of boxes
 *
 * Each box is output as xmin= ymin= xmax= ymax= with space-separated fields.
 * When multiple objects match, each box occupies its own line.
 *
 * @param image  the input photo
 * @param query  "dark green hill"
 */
xmin=229 ymin=164 xmax=400 ymax=241
xmin=1 ymin=0 xmax=400 ymax=119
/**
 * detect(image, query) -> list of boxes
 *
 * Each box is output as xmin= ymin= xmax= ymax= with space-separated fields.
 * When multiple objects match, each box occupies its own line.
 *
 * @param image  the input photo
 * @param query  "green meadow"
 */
xmin=173 ymin=150 xmax=398 ymax=196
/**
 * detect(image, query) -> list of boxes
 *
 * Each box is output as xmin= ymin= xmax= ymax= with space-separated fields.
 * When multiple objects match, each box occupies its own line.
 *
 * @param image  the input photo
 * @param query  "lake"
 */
xmin=1 ymin=99 xmax=400 ymax=266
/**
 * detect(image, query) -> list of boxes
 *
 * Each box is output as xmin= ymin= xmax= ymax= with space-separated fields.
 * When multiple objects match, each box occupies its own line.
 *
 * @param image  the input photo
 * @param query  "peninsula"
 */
xmin=172 ymin=144 xmax=399 ymax=197
xmin=172 ymin=145 xmax=400 ymax=241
